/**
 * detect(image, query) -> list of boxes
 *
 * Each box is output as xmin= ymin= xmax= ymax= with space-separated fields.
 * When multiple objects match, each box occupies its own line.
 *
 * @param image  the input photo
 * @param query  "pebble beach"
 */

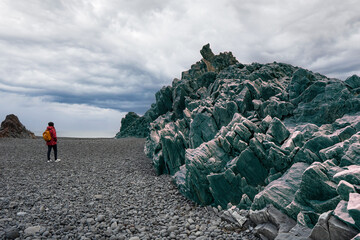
xmin=0 ymin=138 xmax=258 ymax=239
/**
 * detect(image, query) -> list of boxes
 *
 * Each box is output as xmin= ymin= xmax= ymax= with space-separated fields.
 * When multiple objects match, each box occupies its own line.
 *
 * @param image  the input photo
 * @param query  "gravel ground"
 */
xmin=0 ymin=138 xmax=258 ymax=239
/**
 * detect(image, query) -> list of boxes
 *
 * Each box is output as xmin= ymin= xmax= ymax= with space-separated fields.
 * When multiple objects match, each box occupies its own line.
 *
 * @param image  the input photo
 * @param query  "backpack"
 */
xmin=43 ymin=130 xmax=52 ymax=142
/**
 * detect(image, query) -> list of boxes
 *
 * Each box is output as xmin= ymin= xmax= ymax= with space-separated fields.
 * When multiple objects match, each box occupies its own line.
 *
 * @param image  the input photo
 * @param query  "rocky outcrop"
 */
xmin=115 ymin=112 xmax=151 ymax=138
xmin=0 ymin=114 xmax=36 ymax=139
xmin=119 ymin=44 xmax=360 ymax=239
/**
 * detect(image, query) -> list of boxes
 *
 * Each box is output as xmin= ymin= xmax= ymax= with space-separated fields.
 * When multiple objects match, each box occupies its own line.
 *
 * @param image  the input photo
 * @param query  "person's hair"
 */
xmin=48 ymin=122 xmax=54 ymax=127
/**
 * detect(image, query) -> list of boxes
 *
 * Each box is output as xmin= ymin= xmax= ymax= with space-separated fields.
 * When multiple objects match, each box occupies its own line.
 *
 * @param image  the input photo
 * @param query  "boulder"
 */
xmin=348 ymin=193 xmax=360 ymax=229
xmin=0 ymin=114 xmax=36 ymax=139
xmin=266 ymin=117 xmax=290 ymax=145
xmin=333 ymin=165 xmax=360 ymax=185
xmin=345 ymin=75 xmax=360 ymax=89
xmin=337 ymin=180 xmax=357 ymax=201
xmin=251 ymin=162 xmax=309 ymax=214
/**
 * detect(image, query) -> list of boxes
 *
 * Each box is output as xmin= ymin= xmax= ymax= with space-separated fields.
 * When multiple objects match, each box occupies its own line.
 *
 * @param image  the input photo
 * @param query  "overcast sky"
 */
xmin=0 ymin=0 xmax=359 ymax=137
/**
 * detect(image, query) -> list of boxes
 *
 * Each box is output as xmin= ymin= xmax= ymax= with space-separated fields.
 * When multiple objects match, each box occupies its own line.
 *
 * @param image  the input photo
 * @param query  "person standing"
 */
xmin=46 ymin=122 xmax=60 ymax=162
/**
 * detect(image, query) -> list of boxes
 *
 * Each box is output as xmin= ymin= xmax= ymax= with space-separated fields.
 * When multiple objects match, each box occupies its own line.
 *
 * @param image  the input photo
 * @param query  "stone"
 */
xmin=207 ymin=169 xmax=243 ymax=208
xmin=266 ymin=117 xmax=290 ymax=145
xmin=348 ymin=193 xmax=360 ymax=229
xmin=345 ymin=75 xmax=360 ymax=89
xmin=189 ymin=109 xmax=218 ymax=149
xmin=333 ymin=165 xmax=360 ymax=185
xmin=129 ymin=237 xmax=140 ymax=240
xmin=275 ymin=224 xmax=312 ymax=240
xmin=334 ymin=200 xmax=357 ymax=230
xmin=309 ymin=210 xmax=332 ymax=240
xmin=251 ymin=162 xmax=309 ymax=215
xmin=337 ymin=180 xmax=356 ymax=201
xmin=341 ymin=143 xmax=360 ymax=166
xmin=24 ymin=225 xmax=41 ymax=235
xmin=254 ymin=223 xmax=278 ymax=240
xmin=0 ymin=114 xmax=36 ymax=138
xmin=5 ymin=227 xmax=20 ymax=239
xmin=328 ymin=216 xmax=358 ymax=240
xmin=235 ymin=148 xmax=268 ymax=186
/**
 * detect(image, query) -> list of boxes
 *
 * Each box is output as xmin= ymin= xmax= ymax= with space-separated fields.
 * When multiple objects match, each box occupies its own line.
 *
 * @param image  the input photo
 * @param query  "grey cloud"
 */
xmin=1 ymin=0 xmax=359 ymax=118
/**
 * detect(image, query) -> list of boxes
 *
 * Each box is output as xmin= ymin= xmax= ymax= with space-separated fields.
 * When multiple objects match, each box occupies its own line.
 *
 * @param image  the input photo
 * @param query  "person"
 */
xmin=46 ymin=122 xmax=60 ymax=162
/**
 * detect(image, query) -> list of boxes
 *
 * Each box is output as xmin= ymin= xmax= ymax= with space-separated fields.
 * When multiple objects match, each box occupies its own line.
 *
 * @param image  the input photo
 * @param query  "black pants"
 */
xmin=47 ymin=144 xmax=57 ymax=160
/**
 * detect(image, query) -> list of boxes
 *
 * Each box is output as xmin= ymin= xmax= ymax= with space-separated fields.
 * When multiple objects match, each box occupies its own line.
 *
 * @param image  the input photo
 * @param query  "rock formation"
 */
xmin=117 ymin=44 xmax=360 ymax=239
xmin=0 ymin=114 xmax=36 ymax=139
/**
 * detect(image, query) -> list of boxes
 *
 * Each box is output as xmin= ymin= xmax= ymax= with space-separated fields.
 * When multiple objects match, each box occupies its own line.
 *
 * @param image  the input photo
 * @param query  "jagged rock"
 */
xmin=295 ymin=162 xmax=339 ymax=214
xmin=115 ymin=112 xmax=151 ymax=138
xmin=116 ymin=44 xmax=360 ymax=238
xmin=0 ymin=114 xmax=36 ymax=139
xmin=337 ymin=180 xmax=357 ymax=201
xmin=348 ymin=193 xmax=360 ymax=229
xmin=333 ymin=165 xmax=360 ymax=185
xmin=328 ymin=215 xmax=359 ymax=240
xmin=341 ymin=143 xmax=360 ymax=166
xmin=266 ymin=117 xmax=290 ymax=145
xmin=345 ymin=75 xmax=360 ymax=90
xmin=251 ymin=162 xmax=309 ymax=215
xmin=334 ymin=200 xmax=357 ymax=229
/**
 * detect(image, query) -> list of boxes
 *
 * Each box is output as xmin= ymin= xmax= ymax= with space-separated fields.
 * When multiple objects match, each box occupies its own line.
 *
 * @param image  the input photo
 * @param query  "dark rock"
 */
xmin=348 ymin=193 xmax=360 ymax=230
xmin=0 ymin=114 xmax=36 ymax=139
xmin=115 ymin=112 xmax=151 ymax=138
xmin=4 ymin=227 xmax=20 ymax=239
xmin=345 ymin=75 xmax=360 ymax=89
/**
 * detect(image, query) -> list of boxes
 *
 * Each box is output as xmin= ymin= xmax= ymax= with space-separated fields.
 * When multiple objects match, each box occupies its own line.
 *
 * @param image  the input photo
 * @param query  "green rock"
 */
xmin=115 ymin=112 xmax=151 ymax=138
xmin=259 ymin=115 xmax=272 ymax=133
xmin=341 ymin=143 xmax=360 ymax=166
xmin=298 ymin=162 xmax=338 ymax=202
xmin=185 ymin=139 xmax=229 ymax=205
xmin=249 ymin=133 xmax=266 ymax=160
xmin=337 ymin=180 xmax=356 ymax=201
xmin=345 ymin=75 xmax=360 ymax=89
xmin=348 ymin=193 xmax=360 ymax=230
xmin=333 ymin=200 xmax=358 ymax=230
xmin=333 ymin=165 xmax=360 ymax=185
xmin=251 ymin=162 xmax=309 ymax=213
xmin=235 ymin=148 xmax=268 ymax=186
xmin=207 ymin=169 xmax=243 ymax=209
xmin=155 ymin=85 xmax=173 ymax=115
xmin=288 ymin=68 xmax=313 ymax=100
xmin=266 ymin=117 xmax=290 ymax=145
xmin=213 ymin=101 xmax=238 ymax=128
xmin=233 ymin=123 xmax=252 ymax=143
xmin=189 ymin=109 xmax=218 ymax=148
xmin=297 ymin=211 xmax=319 ymax=228
xmin=302 ymin=135 xmax=336 ymax=159
xmin=267 ymin=146 xmax=292 ymax=172
xmin=238 ymin=194 xmax=252 ymax=209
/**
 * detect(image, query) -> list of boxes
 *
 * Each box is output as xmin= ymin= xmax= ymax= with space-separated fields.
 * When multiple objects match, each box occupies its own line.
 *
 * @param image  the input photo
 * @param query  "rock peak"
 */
xmin=200 ymin=43 xmax=215 ymax=61
xmin=0 ymin=114 xmax=36 ymax=139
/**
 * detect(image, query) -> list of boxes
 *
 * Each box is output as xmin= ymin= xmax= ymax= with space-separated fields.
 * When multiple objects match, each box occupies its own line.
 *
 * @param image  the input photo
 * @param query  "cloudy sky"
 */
xmin=0 ymin=0 xmax=359 ymax=137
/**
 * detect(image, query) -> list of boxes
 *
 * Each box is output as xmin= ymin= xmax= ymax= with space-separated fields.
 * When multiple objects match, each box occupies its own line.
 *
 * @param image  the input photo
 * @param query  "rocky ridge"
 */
xmin=0 ymin=114 xmax=36 ymax=139
xmin=117 ymin=44 xmax=360 ymax=239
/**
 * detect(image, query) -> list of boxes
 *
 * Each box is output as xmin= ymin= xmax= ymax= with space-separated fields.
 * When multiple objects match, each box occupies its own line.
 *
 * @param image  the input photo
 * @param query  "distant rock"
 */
xmin=0 ymin=114 xmax=36 ymax=139
xmin=115 ymin=112 xmax=151 ymax=138
xmin=118 ymin=44 xmax=360 ymax=238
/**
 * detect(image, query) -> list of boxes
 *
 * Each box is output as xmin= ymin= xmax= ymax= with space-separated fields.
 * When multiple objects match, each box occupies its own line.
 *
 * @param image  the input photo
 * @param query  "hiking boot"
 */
xmin=55 ymin=159 xmax=61 ymax=162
